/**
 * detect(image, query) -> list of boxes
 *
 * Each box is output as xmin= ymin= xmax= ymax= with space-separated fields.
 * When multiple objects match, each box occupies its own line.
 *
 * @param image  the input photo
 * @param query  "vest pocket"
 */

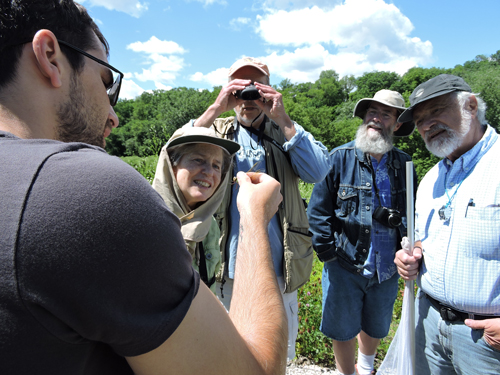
xmin=283 ymin=223 xmax=314 ymax=293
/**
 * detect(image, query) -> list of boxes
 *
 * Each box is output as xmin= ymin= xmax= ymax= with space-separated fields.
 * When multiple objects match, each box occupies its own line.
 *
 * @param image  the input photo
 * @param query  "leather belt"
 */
xmin=426 ymin=294 xmax=495 ymax=322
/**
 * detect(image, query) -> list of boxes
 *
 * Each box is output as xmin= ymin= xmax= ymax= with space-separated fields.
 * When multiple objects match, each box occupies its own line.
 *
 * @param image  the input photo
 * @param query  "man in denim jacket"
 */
xmin=308 ymin=90 xmax=417 ymax=375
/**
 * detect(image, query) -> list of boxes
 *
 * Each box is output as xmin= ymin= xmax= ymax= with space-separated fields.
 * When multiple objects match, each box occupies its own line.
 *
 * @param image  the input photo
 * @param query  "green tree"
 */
xmin=351 ymin=71 xmax=402 ymax=102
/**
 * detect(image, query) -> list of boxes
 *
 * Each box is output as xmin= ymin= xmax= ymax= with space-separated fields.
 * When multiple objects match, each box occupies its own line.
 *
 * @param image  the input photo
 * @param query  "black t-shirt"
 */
xmin=0 ymin=132 xmax=199 ymax=374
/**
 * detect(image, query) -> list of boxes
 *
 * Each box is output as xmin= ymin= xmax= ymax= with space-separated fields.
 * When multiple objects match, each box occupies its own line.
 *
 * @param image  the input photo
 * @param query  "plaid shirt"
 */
xmin=362 ymin=154 xmax=398 ymax=283
xmin=417 ymin=125 xmax=500 ymax=315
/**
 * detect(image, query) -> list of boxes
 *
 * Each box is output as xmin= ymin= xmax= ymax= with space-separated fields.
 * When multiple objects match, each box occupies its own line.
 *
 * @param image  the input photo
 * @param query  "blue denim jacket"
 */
xmin=307 ymin=141 xmax=416 ymax=274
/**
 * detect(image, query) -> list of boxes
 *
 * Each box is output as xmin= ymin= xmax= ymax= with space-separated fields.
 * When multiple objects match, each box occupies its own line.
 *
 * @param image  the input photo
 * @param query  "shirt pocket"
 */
xmin=460 ymin=204 xmax=500 ymax=258
xmin=336 ymin=187 xmax=358 ymax=217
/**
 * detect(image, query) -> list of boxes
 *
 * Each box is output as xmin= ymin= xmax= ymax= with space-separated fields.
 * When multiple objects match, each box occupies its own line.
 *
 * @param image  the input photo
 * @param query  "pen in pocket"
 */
xmin=465 ymin=198 xmax=475 ymax=217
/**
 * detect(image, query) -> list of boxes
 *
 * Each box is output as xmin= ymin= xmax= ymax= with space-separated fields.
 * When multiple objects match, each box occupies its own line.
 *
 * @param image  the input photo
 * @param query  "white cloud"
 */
xmin=79 ymin=0 xmax=148 ymax=18
xmin=189 ymin=0 xmax=433 ymax=88
xmin=155 ymin=82 xmax=173 ymax=91
xmin=126 ymin=38 xmax=187 ymax=88
xmin=189 ymin=67 xmax=229 ymax=87
xmin=264 ymin=45 xmax=331 ymax=83
xmin=259 ymin=0 xmax=341 ymax=11
xmin=133 ymin=54 xmax=184 ymax=82
xmin=186 ymin=0 xmax=227 ymax=6
xmin=127 ymin=36 xmax=187 ymax=54
xmin=120 ymin=78 xmax=147 ymax=100
xmin=230 ymin=17 xmax=252 ymax=30
xmin=252 ymin=0 xmax=432 ymax=81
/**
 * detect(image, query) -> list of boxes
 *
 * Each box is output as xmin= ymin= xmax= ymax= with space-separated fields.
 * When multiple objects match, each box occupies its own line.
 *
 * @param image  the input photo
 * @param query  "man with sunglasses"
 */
xmin=0 ymin=1 xmax=288 ymax=374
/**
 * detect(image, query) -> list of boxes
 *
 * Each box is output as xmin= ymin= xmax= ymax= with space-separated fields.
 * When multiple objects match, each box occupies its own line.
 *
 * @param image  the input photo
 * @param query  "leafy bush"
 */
xmin=296 ymin=256 xmax=335 ymax=366
xmin=121 ymin=155 xmax=159 ymax=184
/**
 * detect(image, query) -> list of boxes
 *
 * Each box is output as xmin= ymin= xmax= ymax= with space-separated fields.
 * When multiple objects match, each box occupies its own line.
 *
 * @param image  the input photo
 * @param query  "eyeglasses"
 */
xmin=57 ymin=39 xmax=124 ymax=107
xmin=366 ymin=108 xmax=397 ymax=121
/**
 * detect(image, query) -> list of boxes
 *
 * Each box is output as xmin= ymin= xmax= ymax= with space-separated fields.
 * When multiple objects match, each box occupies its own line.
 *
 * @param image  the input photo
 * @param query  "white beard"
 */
xmin=424 ymin=112 xmax=470 ymax=158
xmin=355 ymin=122 xmax=394 ymax=155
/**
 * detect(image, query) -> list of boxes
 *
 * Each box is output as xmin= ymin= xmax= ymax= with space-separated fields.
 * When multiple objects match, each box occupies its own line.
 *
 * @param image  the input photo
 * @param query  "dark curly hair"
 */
xmin=0 ymin=0 xmax=108 ymax=88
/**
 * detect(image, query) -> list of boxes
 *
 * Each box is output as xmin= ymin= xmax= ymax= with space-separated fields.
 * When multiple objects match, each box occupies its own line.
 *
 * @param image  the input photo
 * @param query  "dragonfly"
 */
xmin=232 ymin=161 xmax=261 ymax=185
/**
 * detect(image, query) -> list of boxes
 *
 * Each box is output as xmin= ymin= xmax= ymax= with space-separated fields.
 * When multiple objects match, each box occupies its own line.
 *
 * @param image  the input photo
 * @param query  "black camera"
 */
xmin=373 ymin=206 xmax=402 ymax=228
xmin=234 ymin=84 xmax=261 ymax=101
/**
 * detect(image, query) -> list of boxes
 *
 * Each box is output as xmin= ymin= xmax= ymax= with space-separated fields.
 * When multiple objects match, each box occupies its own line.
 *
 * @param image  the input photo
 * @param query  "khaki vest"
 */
xmin=212 ymin=117 xmax=313 ymax=293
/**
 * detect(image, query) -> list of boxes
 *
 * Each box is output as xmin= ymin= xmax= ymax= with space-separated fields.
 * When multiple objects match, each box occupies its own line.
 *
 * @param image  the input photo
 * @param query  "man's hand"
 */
xmin=193 ymin=79 xmax=251 ymax=128
xmin=253 ymin=82 xmax=296 ymax=140
xmin=236 ymin=172 xmax=282 ymax=225
xmin=465 ymin=318 xmax=500 ymax=350
xmin=127 ymin=171 xmax=287 ymax=375
xmin=214 ymin=79 xmax=252 ymax=113
xmin=394 ymin=245 xmax=422 ymax=281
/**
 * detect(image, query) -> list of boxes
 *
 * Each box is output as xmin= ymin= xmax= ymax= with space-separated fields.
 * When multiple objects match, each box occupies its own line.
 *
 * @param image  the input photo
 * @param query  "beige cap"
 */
xmin=228 ymin=57 xmax=270 ymax=78
xmin=167 ymin=126 xmax=240 ymax=155
xmin=353 ymin=90 xmax=414 ymax=137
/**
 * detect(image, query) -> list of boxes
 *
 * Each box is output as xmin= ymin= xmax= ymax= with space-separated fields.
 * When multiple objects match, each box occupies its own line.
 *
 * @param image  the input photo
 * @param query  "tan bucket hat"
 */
xmin=353 ymin=89 xmax=414 ymax=137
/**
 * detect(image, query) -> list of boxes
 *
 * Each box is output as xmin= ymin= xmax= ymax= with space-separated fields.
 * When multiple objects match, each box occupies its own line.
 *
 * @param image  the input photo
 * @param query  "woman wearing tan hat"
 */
xmin=152 ymin=126 xmax=240 ymax=293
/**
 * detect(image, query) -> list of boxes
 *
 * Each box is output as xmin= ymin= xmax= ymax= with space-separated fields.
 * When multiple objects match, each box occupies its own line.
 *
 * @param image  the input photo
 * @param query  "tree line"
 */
xmin=107 ymin=50 xmax=500 ymax=181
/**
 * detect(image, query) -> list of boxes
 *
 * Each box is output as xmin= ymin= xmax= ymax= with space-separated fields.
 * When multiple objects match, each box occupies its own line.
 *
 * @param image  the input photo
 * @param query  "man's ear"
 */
xmin=393 ymin=122 xmax=403 ymax=132
xmin=467 ymin=94 xmax=478 ymax=117
xmin=31 ymin=29 xmax=64 ymax=88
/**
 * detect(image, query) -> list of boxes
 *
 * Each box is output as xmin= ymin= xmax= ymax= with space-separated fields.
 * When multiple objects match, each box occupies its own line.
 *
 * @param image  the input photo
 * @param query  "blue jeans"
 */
xmin=416 ymin=289 xmax=500 ymax=375
xmin=320 ymin=259 xmax=399 ymax=341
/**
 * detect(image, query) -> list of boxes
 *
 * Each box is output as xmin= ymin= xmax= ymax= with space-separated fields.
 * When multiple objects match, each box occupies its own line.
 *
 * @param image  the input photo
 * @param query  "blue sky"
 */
xmin=79 ymin=0 xmax=500 ymax=100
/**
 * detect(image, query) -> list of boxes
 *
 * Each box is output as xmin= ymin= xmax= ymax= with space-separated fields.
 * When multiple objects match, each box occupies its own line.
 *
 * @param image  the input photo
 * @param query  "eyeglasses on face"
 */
xmin=57 ymin=39 xmax=124 ymax=107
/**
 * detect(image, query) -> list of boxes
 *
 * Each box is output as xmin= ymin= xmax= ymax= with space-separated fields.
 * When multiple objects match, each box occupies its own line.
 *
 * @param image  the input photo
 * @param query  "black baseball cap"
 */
xmin=398 ymin=74 xmax=472 ymax=123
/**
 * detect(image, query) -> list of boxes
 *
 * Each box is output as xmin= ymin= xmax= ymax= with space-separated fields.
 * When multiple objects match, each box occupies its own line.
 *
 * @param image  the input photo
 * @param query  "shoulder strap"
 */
xmin=240 ymin=117 xmax=288 ymax=155
xmin=197 ymin=242 xmax=215 ymax=288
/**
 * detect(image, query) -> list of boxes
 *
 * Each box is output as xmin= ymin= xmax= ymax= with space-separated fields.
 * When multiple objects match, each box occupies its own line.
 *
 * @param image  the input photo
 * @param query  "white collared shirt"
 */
xmin=416 ymin=125 xmax=500 ymax=315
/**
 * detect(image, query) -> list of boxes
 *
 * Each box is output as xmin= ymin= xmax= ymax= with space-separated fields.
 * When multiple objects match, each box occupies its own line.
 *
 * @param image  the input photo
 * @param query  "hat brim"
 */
xmin=353 ymin=98 xmax=407 ymax=120
xmin=230 ymin=65 xmax=269 ymax=79
xmin=393 ymin=121 xmax=415 ymax=137
xmin=398 ymin=88 xmax=459 ymax=123
xmin=167 ymin=134 xmax=240 ymax=155
xmin=353 ymin=98 xmax=414 ymax=137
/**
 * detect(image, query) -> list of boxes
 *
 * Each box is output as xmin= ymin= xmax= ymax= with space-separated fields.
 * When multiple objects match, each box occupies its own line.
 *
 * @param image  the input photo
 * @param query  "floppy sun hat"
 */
xmin=167 ymin=126 xmax=240 ymax=156
xmin=353 ymin=89 xmax=414 ymax=137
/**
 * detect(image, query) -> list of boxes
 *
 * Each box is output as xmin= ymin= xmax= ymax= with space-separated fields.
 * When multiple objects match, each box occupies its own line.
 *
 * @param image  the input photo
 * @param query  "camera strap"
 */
xmin=240 ymin=115 xmax=288 ymax=155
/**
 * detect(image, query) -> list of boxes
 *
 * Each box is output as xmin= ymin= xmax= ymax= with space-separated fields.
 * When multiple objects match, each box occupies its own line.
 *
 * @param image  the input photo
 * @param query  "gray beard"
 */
xmin=424 ymin=112 xmax=470 ymax=158
xmin=355 ymin=123 xmax=394 ymax=155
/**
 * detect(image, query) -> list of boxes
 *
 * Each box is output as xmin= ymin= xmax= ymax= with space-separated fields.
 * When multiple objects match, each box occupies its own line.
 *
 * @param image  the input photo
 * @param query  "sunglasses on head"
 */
xmin=57 ymin=39 xmax=124 ymax=107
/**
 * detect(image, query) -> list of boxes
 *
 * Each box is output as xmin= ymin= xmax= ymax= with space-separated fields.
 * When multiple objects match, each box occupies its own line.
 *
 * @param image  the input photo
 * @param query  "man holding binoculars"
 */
xmin=187 ymin=57 xmax=331 ymax=361
xmin=307 ymin=90 xmax=417 ymax=375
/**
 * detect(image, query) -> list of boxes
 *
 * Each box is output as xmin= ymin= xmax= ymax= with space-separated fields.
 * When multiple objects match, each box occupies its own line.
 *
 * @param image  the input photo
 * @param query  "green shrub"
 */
xmin=121 ymin=155 xmax=159 ymax=184
xmin=296 ymin=256 xmax=335 ymax=366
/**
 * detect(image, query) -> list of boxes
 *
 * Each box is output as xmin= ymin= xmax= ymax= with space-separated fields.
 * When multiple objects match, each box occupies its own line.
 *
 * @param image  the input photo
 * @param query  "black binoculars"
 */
xmin=234 ymin=84 xmax=261 ymax=101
